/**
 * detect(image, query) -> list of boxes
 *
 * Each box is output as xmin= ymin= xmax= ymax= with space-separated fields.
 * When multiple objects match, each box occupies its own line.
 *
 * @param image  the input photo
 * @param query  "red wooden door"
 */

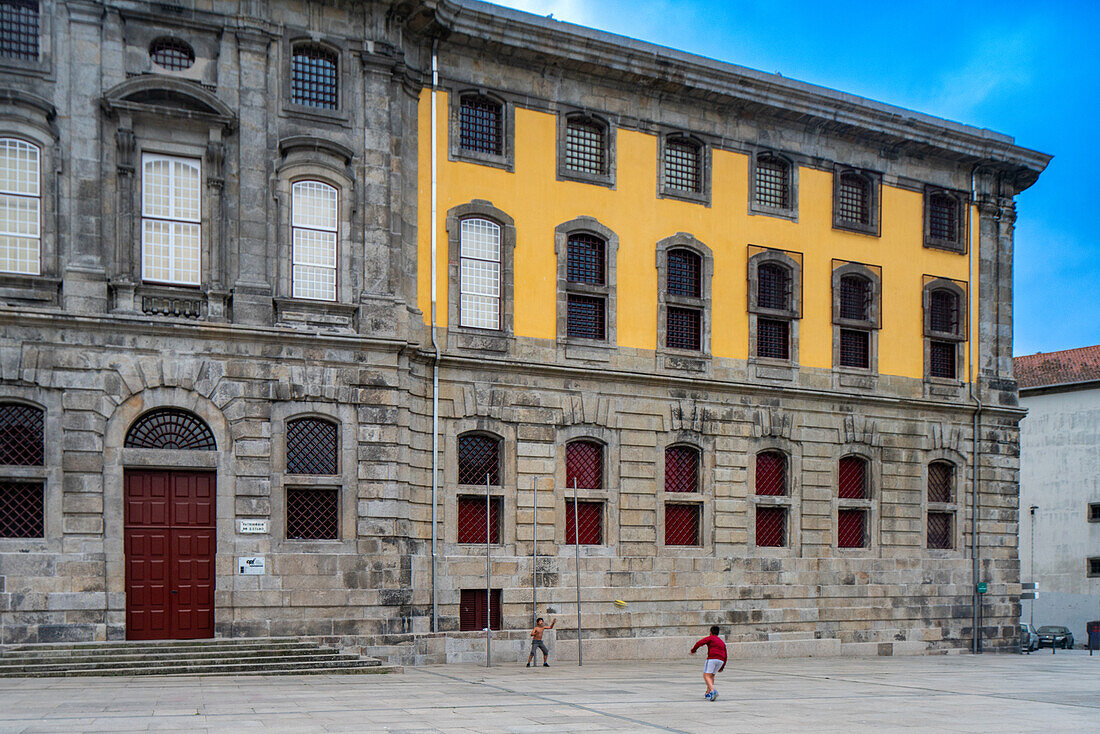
xmin=125 ymin=470 xmax=215 ymax=640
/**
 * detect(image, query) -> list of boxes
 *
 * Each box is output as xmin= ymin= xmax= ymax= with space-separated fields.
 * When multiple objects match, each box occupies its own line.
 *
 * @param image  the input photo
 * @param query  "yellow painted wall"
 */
xmin=418 ymin=92 xmax=974 ymax=380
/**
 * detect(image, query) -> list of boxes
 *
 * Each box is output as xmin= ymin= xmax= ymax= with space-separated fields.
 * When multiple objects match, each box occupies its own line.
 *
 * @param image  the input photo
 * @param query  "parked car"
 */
xmin=1020 ymin=623 xmax=1039 ymax=652
xmin=1037 ymin=625 xmax=1074 ymax=649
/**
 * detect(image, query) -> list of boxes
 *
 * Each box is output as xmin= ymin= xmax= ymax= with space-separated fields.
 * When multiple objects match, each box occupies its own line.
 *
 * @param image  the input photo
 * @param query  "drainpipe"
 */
xmin=968 ymin=164 xmax=989 ymax=653
xmin=429 ymin=39 xmax=441 ymax=633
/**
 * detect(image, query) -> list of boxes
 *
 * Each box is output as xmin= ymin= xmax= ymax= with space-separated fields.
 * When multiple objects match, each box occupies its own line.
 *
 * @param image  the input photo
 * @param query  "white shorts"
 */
xmin=703 ymin=658 xmax=722 ymax=675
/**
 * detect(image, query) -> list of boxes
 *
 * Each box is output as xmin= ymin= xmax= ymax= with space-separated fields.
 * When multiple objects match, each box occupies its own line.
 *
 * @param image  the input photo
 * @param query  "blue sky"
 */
xmin=494 ymin=0 xmax=1098 ymax=356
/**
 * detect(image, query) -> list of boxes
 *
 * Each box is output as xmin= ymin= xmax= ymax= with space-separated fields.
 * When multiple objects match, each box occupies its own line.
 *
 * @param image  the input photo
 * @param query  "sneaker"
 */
xmin=543 ymin=662 xmax=550 ymax=667
xmin=710 ymin=690 xmax=718 ymax=701
xmin=526 ymin=662 xmax=531 ymax=668
xmin=704 ymin=691 xmax=713 ymax=700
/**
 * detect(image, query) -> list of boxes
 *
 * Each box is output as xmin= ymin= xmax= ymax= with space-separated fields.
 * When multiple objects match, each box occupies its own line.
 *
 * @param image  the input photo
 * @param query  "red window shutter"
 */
xmin=755 ymin=452 xmax=787 ymax=496
xmin=664 ymin=446 xmax=699 ymax=493
xmin=566 ymin=441 xmax=603 ymax=489
xmin=456 ymin=496 xmax=501 ymax=544
xmin=837 ymin=509 xmax=866 ymax=548
xmin=664 ymin=503 xmax=699 ymax=546
xmin=459 ymin=588 xmax=501 ymax=631
xmin=565 ymin=500 xmax=602 ymax=545
xmin=755 ymin=506 xmax=786 ymax=547
xmin=838 ymin=456 xmax=867 ymax=499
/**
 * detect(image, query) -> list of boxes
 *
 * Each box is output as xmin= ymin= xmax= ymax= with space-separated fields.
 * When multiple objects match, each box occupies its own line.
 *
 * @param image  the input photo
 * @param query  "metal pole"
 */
xmin=486 ymin=473 xmax=492 ymax=668
xmin=574 ymin=478 xmax=582 ymax=667
xmin=1030 ymin=505 xmax=1037 ymax=628
xmin=532 ymin=479 xmax=538 ymax=626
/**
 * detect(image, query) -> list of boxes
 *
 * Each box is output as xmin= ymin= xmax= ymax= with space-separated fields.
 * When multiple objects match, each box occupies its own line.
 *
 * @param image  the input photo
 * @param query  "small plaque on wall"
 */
xmin=239 ymin=556 xmax=265 ymax=575
xmin=238 ymin=519 xmax=268 ymax=534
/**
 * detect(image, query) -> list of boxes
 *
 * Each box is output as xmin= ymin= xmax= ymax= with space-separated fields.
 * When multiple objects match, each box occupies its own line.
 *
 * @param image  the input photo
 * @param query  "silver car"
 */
xmin=1020 ymin=623 xmax=1039 ymax=653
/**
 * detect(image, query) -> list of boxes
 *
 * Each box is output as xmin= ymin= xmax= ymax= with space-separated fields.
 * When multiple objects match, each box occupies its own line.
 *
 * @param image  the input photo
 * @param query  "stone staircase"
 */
xmin=0 ymin=637 xmax=402 ymax=678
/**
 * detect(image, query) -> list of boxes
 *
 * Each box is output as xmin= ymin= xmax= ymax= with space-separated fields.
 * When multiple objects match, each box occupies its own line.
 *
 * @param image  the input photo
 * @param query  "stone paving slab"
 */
xmin=1 ymin=651 xmax=1099 ymax=732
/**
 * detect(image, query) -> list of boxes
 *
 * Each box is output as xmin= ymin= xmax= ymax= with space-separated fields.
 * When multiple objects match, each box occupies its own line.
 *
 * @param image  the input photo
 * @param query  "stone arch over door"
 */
xmin=102 ymin=387 xmax=234 ymax=640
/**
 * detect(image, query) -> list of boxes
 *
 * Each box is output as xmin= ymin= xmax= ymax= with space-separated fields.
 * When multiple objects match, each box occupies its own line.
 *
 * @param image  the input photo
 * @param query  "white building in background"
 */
xmin=1016 ymin=345 xmax=1100 ymax=644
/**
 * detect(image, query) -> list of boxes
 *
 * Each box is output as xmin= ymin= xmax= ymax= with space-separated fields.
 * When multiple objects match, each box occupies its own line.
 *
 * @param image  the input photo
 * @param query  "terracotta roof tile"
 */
xmin=1014 ymin=345 xmax=1100 ymax=389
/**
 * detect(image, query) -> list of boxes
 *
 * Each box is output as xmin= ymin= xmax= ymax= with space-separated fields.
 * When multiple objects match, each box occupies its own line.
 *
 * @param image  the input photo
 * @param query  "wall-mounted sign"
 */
xmin=239 ymin=519 xmax=269 ymax=534
xmin=239 ymin=556 xmax=266 ymax=575
xmin=977 ymin=582 xmax=988 ymax=594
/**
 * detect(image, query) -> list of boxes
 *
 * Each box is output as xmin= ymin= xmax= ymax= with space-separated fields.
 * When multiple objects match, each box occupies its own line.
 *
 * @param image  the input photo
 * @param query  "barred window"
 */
xmin=840 ymin=275 xmax=871 ymax=321
xmin=666 ymin=307 xmax=701 ymax=351
xmin=665 ymin=504 xmax=699 ymax=546
xmin=566 ymin=294 xmax=605 ymax=341
xmin=927 ymin=512 xmax=953 ymax=550
xmin=286 ymin=487 xmax=338 ymax=540
xmin=125 ymin=408 xmax=215 ymax=451
xmin=458 ymin=433 xmax=500 ymax=486
xmin=755 ymin=451 xmax=786 ymax=496
xmin=459 ymin=218 xmax=501 ymax=330
xmin=665 ymin=445 xmax=699 ymax=493
xmin=149 ymin=37 xmax=194 ymax=71
xmin=565 ymin=440 xmax=602 ymax=490
xmin=457 ymin=495 xmax=502 ymax=544
xmin=286 ymin=417 xmax=338 ymax=475
xmin=928 ymin=192 xmax=960 ymax=245
xmin=459 ymin=588 xmax=501 ymax=631
xmin=667 ymin=249 xmax=701 ymax=298
xmin=0 ymin=0 xmax=38 ymax=61
xmin=929 ymin=289 xmax=959 ymax=335
xmin=664 ymin=138 xmax=701 ymax=193
xmin=0 ymin=403 xmax=42 ymax=465
xmin=837 ymin=509 xmax=866 ymax=548
xmin=836 ymin=172 xmax=871 ymax=226
xmin=838 ymin=456 xmax=868 ymax=499
xmin=0 ymin=137 xmax=40 ymax=275
xmin=928 ymin=461 xmax=953 ymax=504
xmin=757 ymin=264 xmax=790 ymax=311
xmin=565 ymin=499 xmax=603 ymax=545
xmin=564 ymin=117 xmax=605 ymax=176
xmin=756 ymin=318 xmax=789 ymax=360
xmin=141 ymin=154 xmax=200 ymax=286
xmin=0 ymin=480 xmax=43 ymax=538
xmin=839 ymin=329 xmax=870 ymax=369
xmin=927 ymin=461 xmax=955 ymax=550
xmin=460 ymin=95 xmax=503 ymax=156
xmin=291 ymin=181 xmax=338 ymax=301
xmin=930 ymin=341 xmax=957 ymax=379
xmin=567 ymin=233 xmax=605 ymax=285
xmin=291 ymin=44 xmax=338 ymax=109
xmin=755 ymin=154 xmax=790 ymax=210
xmin=756 ymin=506 xmax=786 ymax=547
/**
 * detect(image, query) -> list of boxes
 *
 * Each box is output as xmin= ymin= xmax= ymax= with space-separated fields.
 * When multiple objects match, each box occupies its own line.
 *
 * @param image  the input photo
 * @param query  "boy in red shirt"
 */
xmin=690 ymin=625 xmax=727 ymax=701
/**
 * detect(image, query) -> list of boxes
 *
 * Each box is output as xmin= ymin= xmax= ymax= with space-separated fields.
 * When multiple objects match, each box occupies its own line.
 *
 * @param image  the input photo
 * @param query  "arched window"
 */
xmin=664 ymin=445 xmax=699 ymax=493
xmin=755 ymin=154 xmax=790 ymax=210
xmin=663 ymin=445 xmax=700 ymax=547
xmin=456 ymin=432 xmax=502 ymax=544
xmin=840 ymin=275 xmax=871 ymax=321
xmin=0 ymin=402 xmax=44 ymax=538
xmin=291 ymin=180 xmax=338 ymax=301
xmin=838 ymin=273 xmax=874 ymax=369
xmin=564 ymin=116 xmax=607 ymax=176
xmin=566 ymin=232 xmax=607 ymax=340
xmin=927 ymin=461 xmax=955 ymax=550
xmin=149 ymin=37 xmax=194 ymax=70
xmin=0 ymin=0 xmax=39 ymax=61
xmin=927 ymin=286 xmax=963 ymax=379
xmin=565 ymin=440 xmax=604 ymax=545
xmin=459 ymin=94 xmax=503 ymax=155
xmin=667 ymin=249 xmax=701 ymax=298
xmin=757 ymin=263 xmax=791 ymax=311
xmin=665 ymin=248 xmax=702 ymax=351
xmin=0 ymin=402 xmax=43 ymax=465
xmin=754 ymin=450 xmax=788 ymax=548
xmin=755 ymin=262 xmax=793 ymax=360
xmin=458 ymin=217 xmax=502 ymax=330
xmin=286 ymin=417 xmax=338 ymax=475
xmin=291 ymin=43 xmax=338 ymax=109
xmin=929 ymin=289 xmax=959 ymax=335
xmin=755 ymin=451 xmax=787 ymax=496
xmin=124 ymin=408 xmax=216 ymax=450
xmin=837 ymin=455 xmax=869 ymax=548
xmin=141 ymin=154 xmax=201 ymax=286
xmin=0 ymin=137 xmax=41 ymax=275
xmin=458 ymin=433 xmax=500 ymax=486
xmin=664 ymin=136 xmax=702 ymax=194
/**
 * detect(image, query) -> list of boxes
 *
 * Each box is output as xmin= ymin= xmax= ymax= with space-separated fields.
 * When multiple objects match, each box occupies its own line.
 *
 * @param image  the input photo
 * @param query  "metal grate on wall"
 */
xmin=566 ymin=294 xmax=606 ymax=341
xmin=565 ymin=499 xmax=603 ymax=545
xmin=0 ymin=403 xmax=43 ymax=465
xmin=839 ymin=275 xmax=870 ymax=321
xmin=756 ymin=318 xmax=789 ymax=360
xmin=566 ymin=234 xmax=605 ymax=285
xmin=927 ymin=462 xmax=954 ymax=503
xmin=837 ymin=508 xmax=866 ymax=548
xmin=664 ymin=445 xmax=699 ymax=493
xmin=664 ymin=138 xmax=701 ymax=193
xmin=929 ymin=340 xmax=957 ymax=379
xmin=124 ymin=408 xmax=216 ymax=451
xmin=757 ymin=264 xmax=790 ymax=311
xmin=755 ymin=155 xmax=790 ymax=209
xmin=838 ymin=456 xmax=867 ymax=499
xmin=929 ymin=290 xmax=959 ymax=334
xmin=667 ymin=249 xmax=701 ymax=297
xmin=927 ymin=511 xmax=953 ymax=550
xmin=456 ymin=495 xmax=501 ymax=544
xmin=0 ymin=481 xmax=43 ymax=538
xmin=565 ymin=118 xmax=605 ymax=175
xmin=839 ymin=328 xmax=870 ymax=369
xmin=459 ymin=95 xmax=503 ymax=155
xmin=929 ymin=193 xmax=959 ymax=243
xmin=836 ymin=173 xmax=870 ymax=225
xmin=291 ymin=44 xmax=338 ymax=109
xmin=286 ymin=417 xmax=338 ymax=475
xmin=286 ymin=487 xmax=338 ymax=540
xmin=458 ymin=434 xmax=500 ymax=486
xmin=756 ymin=506 xmax=786 ymax=547
xmin=566 ymin=440 xmax=603 ymax=490
xmin=0 ymin=0 xmax=38 ymax=61
xmin=149 ymin=37 xmax=194 ymax=70
xmin=755 ymin=452 xmax=787 ymax=496
xmin=666 ymin=306 xmax=701 ymax=351
xmin=664 ymin=503 xmax=699 ymax=546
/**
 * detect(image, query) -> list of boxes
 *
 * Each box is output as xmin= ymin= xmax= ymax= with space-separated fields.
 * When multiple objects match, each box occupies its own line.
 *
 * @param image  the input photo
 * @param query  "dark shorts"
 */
xmin=530 ymin=640 xmax=549 ymax=656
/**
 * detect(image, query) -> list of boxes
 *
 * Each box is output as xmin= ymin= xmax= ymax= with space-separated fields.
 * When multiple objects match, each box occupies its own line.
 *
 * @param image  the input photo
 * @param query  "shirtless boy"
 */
xmin=526 ymin=617 xmax=555 ymax=667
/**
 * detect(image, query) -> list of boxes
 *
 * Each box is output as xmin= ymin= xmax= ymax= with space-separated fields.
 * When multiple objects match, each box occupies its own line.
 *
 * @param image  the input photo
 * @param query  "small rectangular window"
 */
xmin=664 ymin=139 xmax=701 ymax=193
xmin=565 ymin=499 xmax=603 ymax=545
xmin=1089 ymin=503 xmax=1100 ymax=523
xmin=756 ymin=506 xmax=786 ymax=547
xmin=930 ymin=340 xmax=957 ymax=379
xmin=566 ymin=294 xmax=606 ymax=341
xmin=460 ymin=96 xmax=503 ymax=156
xmin=837 ymin=508 xmax=866 ymax=548
xmin=927 ymin=511 xmax=953 ymax=550
xmin=459 ymin=588 xmax=501 ymax=631
xmin=839 ymin=329 xmax=869 ymax=368
xmin=565 ymin=119 xmax=605 ymax=176
xmin=0 ymin=480 xmax=43 ymax=538
xmin=664 ymin=503 xmax=699 ymax=546
xmin=755 ymin=155 xmax=790 ymax=210
xmin=0 ymin=0 xmax=38 ymax=61
xmin=1088 ymin=558 xmax=1100 ymax=578
xmin=286 ymin=487 xmax=338 ymax=540
xmin=456 ymin=495 xmax=502 ymax=544
xmin=291 ymin=45 xmax=338 ymax=110
xmin=667 ymin=307 xmax=701 ymax=351
xmin=756 ymin=318 xmax=789 ymax=360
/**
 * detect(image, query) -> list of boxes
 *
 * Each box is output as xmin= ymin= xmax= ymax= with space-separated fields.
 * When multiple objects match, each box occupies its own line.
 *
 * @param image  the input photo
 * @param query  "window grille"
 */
xmin=755 ymin=452 xmax=786 ymax=496
xmin=667 ymin=249 xmax=701 ymax=298
xmin=756 ymin=318 xmax=789 ymax=360
xmin=839 ymin=275 xmax=870 ymax=321
xmin=456 ymin=495 xmax=502 ymax=544
xmin=664 ymin=503 xmax=699 ymax=546
xmin=755 ymin=155 xmax=790 ymax=209
xmin=291 ymin=44 xmax=338 ymax=109
xmin=458 ymin=218 xmax=502 ymax=330
xmin=0 ymin=137 xmax=41 ymax=275
xmin=930 ymin=340 xmax=956 ymax=379
xmin=286 ymin=487 xmax=338 ymax=540
xmin=664 ymin=138 xmax=701 ymax=193
xmin=929 ymin=193 xmax=959 ymax=243
xmin=756 ymin=506 xmax=786 ymax=547
xmin=565 ymin=118 xmax=605 ymax=175
xmin=566 ymin=294 xmax=605 ymax=340
xmin=0 ymin=402 xmax=43 ymax=465
xmin=459 ymin=588 xmax=501 ymax=631
xmin=149 ymin=37 xmax=194 ymax=70
xmin=837 ymin=508 xmax=866 ymax=548
xmin=565 ymin=499 xmax=603 ymax=545
xmin=566 ymin=441 xmax=602 ymax=490
xmin=838 ymin=456 xmax=867 ymax=499
xmin=928 ymin=462 xmax=953 ymax=503
xmin=757 ymin=264 xmax=790 ymax=311
xmin=0 ymin=480 xmax=42 ymax=538
xmin=459 ymin=96 xmax=503 ymax=155
xmin=665 ymin=445 xmax=699 ymax=493
xmin=0 ymin=0 xmax=38 ymax=61
xmin=286 ymin=417 xmax=338 ymax=475
xmin=927 ymin=511 xmax=953 ymax=550
xmin=124 ymin=408 xmax=216 ymax=451
xmin=930 ymin=290 xmax=959 ymax=334
xmin=291 ymin=181 xmax=338 ymax=301
xmin=666 ymin=306 xmax=701 ymax=351
xmin=141 ymin=154 xmax=201 ymax=286
xmin=836 ymin=172 xmax=870 ymax=225
xmin=458 ymin=434 xmax=500 ymax=486
xmin=839 ymin=329 xmax=870 ymax=369
xmin=566 ymin=233 xmax=605 ymax=285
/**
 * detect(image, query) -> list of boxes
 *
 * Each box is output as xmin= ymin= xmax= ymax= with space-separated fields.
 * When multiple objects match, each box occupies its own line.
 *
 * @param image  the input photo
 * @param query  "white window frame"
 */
xmin=0 ymin=137 xmax=41 ymax=275
xmin=290 ymin=180 xmax=338 ymax=302
xmin=458 ymin=217 xmax=501 ymax=330
xmin=140 ymin=153 xmax=201 ymax=286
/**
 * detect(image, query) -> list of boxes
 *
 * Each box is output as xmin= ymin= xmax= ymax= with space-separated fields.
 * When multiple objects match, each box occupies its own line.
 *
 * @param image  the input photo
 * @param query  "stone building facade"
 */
xmin=0 ymin=0 xmax=1048 ymax=655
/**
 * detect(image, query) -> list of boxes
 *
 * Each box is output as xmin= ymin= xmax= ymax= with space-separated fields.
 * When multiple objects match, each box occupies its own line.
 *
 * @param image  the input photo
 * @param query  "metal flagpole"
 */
xmin=486 ymin=472 xmax=492 ymax=668
xmin=574 ymin=478 xmax=582 ymax=667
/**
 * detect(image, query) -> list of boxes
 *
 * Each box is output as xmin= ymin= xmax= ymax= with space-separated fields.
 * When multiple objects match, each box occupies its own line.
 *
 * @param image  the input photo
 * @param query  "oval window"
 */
xmin=149 ymin=37 xmax=195 ymax=71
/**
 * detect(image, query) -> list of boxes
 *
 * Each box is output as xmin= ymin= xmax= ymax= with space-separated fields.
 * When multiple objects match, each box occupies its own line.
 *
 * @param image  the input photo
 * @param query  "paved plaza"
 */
xmin=1 ymin=651 xmax=1098 ymax=733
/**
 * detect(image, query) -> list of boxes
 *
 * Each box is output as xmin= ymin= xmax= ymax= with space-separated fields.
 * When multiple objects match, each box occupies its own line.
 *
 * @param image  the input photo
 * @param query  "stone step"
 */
xmin=0 ymin=652 xmax=375 ymax=676
xmin=0 ymin=637 xmax=307 ymax=654
xmin=0 ymin=658 xmax=401 ymax=678
xmin=0 ymin=648 xmax=350 ymax=668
